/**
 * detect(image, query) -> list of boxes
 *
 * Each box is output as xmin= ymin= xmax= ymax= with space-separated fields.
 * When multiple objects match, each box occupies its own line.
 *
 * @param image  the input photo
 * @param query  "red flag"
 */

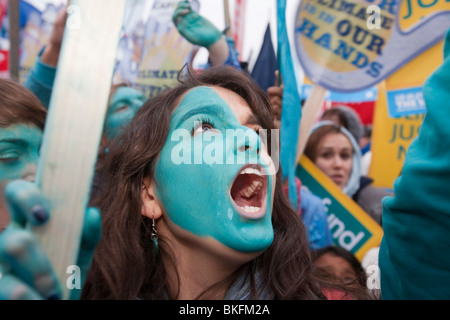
xmin=0 ymin=0 xmax=7 ymax=26
xmin=0 ymin=50 xmax=8 ymax=76
xmin=232 ymin=0 xmax=246 ymax=61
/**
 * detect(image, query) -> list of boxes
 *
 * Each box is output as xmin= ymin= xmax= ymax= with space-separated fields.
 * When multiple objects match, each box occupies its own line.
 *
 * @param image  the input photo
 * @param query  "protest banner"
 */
xmin=293 ymin=0 xmax=450 ymax=93
xmin=296 ymin=155 xmax=383 ymax=261
xmin=292 ymin=0 xmax=450 ymax=199
xmin=113 ymin=0 xmax=198 ymax=99
xmin=17 ymin=0 xmax=66 ymax=82
xmin=277 ymin=0 xmax=303 ymax=210
xmin=369 ymin=39 xmax=444 ymax=189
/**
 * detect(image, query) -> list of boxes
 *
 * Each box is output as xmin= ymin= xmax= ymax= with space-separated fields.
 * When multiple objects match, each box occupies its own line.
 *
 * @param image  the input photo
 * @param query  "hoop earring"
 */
xmin=151 ymin=213 xmax=159 ymax=257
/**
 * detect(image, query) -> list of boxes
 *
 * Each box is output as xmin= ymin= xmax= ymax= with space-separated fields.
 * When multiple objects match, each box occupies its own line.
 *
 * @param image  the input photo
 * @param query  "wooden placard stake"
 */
xmin=295 ymin=84 xmax=327 ymax=163
xmin=8 ymin=0 xmax=19 ymax=80
xmin=32 ymin=0 xmax=126 ymax=300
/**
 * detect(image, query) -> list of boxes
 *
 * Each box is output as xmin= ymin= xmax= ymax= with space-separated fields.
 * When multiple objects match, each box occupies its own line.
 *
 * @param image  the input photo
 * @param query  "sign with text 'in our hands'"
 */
xmin=293 ymin=0 xmax=450 ymax=92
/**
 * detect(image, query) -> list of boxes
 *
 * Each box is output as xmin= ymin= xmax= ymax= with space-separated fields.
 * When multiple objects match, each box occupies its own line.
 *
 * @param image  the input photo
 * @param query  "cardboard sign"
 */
xmin=369 ymin=39 xmax=444 ymax=189
xmin=113 ymin=0 xmax=199 ymax=98
xmin=296 ymin=155 xmax=383 ymax=261
xmin=18 ymin=1 xmax=66 ymax=82
xmin=386 ymin=85 xmax=426 ymax=118
xmin=293 ymin=0 xmax=450 ymax=92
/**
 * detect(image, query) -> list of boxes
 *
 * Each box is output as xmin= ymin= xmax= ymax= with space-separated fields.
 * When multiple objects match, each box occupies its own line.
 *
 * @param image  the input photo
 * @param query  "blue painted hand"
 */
xmin=0 ymin=180 xmax=101 ymax=300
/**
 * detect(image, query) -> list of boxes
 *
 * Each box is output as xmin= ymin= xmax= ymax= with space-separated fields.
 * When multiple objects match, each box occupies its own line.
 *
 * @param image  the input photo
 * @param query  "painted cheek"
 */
xmin=157 ymin=130 xmax=274 ymax=253
xmin=131 ymin=98 xmax=145 ymax=112
xmin=104 ymin=111 xmax=134 ymax=140
xmin=155 ymin=87 xmax=274 ymax=252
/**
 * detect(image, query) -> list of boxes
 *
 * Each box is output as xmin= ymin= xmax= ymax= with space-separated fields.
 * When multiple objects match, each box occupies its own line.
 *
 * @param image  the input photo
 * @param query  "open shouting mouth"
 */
xmin=230 ymin=164 xmax=268 ymax=220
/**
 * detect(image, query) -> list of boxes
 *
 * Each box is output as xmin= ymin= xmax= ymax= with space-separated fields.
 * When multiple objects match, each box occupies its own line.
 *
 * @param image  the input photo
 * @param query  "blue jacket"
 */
xmin=300 ymin=187 xmax=333 ymax=250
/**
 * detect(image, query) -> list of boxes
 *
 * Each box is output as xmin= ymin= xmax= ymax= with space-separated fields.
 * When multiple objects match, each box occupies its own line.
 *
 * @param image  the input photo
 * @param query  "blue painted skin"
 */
xmin=155 ymin=87 xmax=274 ymax=253
xmin=0 ymin=87 xmax=274 ymax=298
xmin=0 ymin=180 xmax=101 ymax=300
xmin=172 ymin=0 xmax=223 ymax=49
xmin=0 ymin=126 xmax=102 ymax=300
xmin=103 ymin=86 xmax=146 ymax=141
xmin=0 ymin=124 xmax=42 ymax=184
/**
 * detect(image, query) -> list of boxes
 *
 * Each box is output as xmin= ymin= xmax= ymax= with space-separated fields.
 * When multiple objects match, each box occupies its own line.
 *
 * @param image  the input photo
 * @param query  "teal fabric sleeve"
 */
xmin=379 ymin=28 xmax=450 ymax=299
xmin=23 ymin=48 xmax=56 ymax=109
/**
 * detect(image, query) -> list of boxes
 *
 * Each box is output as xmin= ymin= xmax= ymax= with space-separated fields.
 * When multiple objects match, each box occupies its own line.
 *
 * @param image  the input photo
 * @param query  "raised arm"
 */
xmin=172 ymin=0 xmax=240 ymax=69
xmin=23 ymin=8 xmax=67 ymax=109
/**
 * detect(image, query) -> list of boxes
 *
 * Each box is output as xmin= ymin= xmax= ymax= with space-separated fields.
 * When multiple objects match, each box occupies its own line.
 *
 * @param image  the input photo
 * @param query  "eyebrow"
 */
xmin=176 ymin=105 xmax=225 ymax=129
xmin=244 ymin=114 xmax=263 ymax=128
xmin=0 ymin=139 xmax=28 ymax=146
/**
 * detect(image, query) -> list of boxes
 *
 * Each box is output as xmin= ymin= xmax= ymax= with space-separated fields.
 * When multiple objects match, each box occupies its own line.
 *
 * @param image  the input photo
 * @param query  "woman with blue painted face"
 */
xmin=0 ymin=79 xmax=46 ymax=231
xmin=0 ymin=67 xmax=373 ymax=300
xmin=82 ymin=66 xmax=371 ymax=300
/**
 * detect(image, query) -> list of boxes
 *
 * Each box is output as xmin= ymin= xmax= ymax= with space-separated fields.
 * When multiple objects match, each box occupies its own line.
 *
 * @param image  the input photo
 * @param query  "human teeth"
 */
xmin=252 ymin=181 xmax=261 ymax=188
xmin=240 ymin=167 xmax=262 ymax=176
xmin=240 ymin=180 xmax=263 ymax=198
xmin=240 ymin=206 xmax=261 ymax=213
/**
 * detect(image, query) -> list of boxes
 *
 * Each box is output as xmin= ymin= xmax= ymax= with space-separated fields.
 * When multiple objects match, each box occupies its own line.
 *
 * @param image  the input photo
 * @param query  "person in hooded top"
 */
xmin=321 ymin=106 xmax=373 ymax=180
xmin=304 ymin=121 xmax=390 ymax=226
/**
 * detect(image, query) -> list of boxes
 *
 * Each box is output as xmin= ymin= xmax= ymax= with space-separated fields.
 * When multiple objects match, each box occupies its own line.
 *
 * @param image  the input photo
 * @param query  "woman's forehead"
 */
xmin=320 ymin=132 xmax=352 ymax=147
xmin=175 ymin=86 xmax=252 ymax=123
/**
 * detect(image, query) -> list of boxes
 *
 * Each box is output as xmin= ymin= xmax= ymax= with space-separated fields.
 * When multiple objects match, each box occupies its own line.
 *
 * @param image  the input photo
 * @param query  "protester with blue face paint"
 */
xmin=0 ymin=78 xmax=46 ymax=231
xmin=0 ymin=78 xmax=101 ymax=300
xmin=82 ymin=66 xmax=302 ymax=299
xmin=2 ymin=22 xmax=450 ymax=301
xmin=100 ymin=83 xmax=147 ymax=150
xmin=0 ymin=66 xmax=377 ymax=300
xmin=81 ymin=65 xmax=375 ymax=300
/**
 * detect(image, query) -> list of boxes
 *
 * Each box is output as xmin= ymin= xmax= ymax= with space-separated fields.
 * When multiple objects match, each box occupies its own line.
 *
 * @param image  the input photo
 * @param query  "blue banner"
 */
xmin=386 ymin=86 xmax=426 ymax=118
xmin=277 ymin=0 xmax=302 ymax=211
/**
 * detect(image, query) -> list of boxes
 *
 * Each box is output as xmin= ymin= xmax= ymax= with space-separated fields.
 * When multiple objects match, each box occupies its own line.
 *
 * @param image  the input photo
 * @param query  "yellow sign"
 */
xmin=293 ymin=0 xmax=449 ymax=92
xmin=297 ymin=156 xmax=383 ymax=261
xmin=369 ymin=40 xmax=444 ymax=189
xmin=399 ymin=0 xmax=450 ymax=31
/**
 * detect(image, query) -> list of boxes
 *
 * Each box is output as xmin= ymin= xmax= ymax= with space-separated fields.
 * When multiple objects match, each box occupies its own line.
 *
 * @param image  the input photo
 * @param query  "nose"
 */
xmin=234 ymin=127 xmax=261 ymax=163
xmin=332 ymin=155 xmax=344 ymax=168
xmin=237 ymin=129 xmax=260 ymax=153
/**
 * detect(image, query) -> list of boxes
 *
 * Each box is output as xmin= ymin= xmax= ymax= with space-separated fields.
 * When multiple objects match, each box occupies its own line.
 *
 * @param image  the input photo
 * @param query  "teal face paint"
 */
xmin=0 ymin=124 xmax=42 ymax=184
xmin=155 ymin=87 xmax=274 ymax=253
xmin=103 ymin=87 xmax=146 ymax=140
